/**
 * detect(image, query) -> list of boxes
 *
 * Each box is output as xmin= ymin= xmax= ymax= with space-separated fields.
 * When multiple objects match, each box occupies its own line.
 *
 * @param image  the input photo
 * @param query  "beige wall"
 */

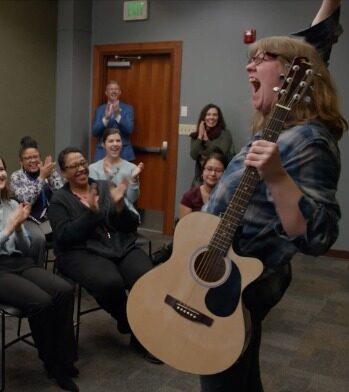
xmin=0 ymin=0 xmax=57 ymax=173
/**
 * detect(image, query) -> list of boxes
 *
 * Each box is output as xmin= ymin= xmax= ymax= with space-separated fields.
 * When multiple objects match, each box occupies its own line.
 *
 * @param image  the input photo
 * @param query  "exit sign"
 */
xmin=123 ymin=1 xmax=148 ymax=21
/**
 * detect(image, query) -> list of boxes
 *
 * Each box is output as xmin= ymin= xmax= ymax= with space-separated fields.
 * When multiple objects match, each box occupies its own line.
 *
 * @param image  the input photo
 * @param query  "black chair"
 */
xmin=135 ymin=231 xmax=152 ymax=258
xmin=0 ymin=305 xmax=34 ymax=392
xmin=74 ymin=284 xmax=101 ymax=345
xmin=44 ymin=239 xmax=56 ymax=272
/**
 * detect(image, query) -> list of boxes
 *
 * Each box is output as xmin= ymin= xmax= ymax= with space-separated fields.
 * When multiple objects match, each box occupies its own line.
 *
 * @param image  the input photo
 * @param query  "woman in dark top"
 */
xmin=190 ymin=104 xmax=234 ymax=185
xmin=48 ymin=147 xmax=161 ymax=363
xmin=180 ymin=150 xmax=228 ymax=219
xmin=0 ymin=157 xmax=78 ymax=392
xmin=152 ymin=150 xmax=228 ymax=265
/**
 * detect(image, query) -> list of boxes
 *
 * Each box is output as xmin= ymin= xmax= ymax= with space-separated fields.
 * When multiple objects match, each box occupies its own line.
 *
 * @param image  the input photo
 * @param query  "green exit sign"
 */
xmin=123 ymin=1 xmax=148 ymax=21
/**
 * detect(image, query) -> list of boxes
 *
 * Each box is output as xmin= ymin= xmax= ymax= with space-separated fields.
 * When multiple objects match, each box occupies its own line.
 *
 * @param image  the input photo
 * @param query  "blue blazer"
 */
xmin=92 ymin=101 xmax=135 ymax=161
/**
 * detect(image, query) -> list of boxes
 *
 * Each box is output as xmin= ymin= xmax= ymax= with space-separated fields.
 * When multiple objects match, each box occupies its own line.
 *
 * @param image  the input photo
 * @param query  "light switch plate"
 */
xmin=179 ymin=123 xmax=196 ymax=135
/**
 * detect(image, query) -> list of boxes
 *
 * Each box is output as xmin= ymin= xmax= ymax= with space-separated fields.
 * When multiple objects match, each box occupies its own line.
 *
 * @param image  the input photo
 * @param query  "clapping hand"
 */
xmin=113 ymin=102 xmax=120 ymax=117
xmin=110 ymin=178 xmax=128 ymax=212
xmin=87 ymin=183 xmax=100 ymax=213
xmin=131 ymin=162 xmax=144 ymax=182
xmin=39 ymin=155 xmax=56 ymax=180
xmin=104 ymin=103 xmax=114 ymax=121
xmin=6 ymin=203 xmax=31 ymax=234
xmin=198 ymin=121 xmax=208 ymax=141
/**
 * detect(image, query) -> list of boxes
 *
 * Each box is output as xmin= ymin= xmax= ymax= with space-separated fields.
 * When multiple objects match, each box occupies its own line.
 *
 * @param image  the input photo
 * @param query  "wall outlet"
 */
xmin=179 ymin=123 xmax=196 ymax=135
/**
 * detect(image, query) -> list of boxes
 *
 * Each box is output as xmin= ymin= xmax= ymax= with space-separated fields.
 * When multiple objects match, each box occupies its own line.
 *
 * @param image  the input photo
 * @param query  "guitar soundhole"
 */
xmin=194 ymin=251 xmax=226 ymax=283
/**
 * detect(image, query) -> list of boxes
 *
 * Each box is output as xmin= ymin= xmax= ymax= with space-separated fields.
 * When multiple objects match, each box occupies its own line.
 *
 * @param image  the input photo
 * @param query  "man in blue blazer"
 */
xmin=92 ymin=80 xmax=135 ymax=162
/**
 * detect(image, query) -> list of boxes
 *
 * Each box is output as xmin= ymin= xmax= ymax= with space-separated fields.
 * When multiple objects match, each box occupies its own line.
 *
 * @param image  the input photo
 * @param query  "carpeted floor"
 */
xmin=2 ymin=235 xmax=348 ymax=391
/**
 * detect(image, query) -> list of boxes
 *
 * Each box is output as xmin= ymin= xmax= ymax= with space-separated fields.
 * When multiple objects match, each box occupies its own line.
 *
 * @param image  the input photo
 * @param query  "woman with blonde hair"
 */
xmin=200 ymin=35 xmax=347 ymax=392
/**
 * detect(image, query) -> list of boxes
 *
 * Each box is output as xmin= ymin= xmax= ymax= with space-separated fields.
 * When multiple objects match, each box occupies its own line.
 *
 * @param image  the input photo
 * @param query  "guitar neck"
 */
xmin=209 ymin=105 xmax=291 ymax=254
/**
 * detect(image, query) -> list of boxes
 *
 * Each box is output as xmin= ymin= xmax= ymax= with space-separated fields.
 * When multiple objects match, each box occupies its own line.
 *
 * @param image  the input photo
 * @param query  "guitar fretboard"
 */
xmin=208 ymin=102 xmax=296 ymax=254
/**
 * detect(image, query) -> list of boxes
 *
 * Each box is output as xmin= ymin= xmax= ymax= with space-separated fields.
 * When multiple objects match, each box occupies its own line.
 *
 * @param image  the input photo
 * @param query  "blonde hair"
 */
xmin=248 ymin=36 xmax=348 ymax=140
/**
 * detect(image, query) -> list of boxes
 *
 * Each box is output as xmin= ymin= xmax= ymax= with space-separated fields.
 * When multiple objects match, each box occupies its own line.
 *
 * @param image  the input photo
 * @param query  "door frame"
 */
xmin=91 ymin=41 xmax=182 ymax=235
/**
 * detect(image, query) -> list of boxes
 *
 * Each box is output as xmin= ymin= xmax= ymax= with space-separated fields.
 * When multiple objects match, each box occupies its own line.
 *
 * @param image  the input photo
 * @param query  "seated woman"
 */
xmin=152 ymin=150 xmax=228 ymax=265
xmin=190 ymin=104 xmax=234 ymax=186
xmin=48 ymin=147 xmax=160 ymax=363
xmin=180 ymin=150 xmax=228 ymax=219
xmin=10 ymin=136 xmax=63 ymax=266
xmin=0 ymin=157 xmax=78 ymax=392
xmin=88 ymin=128 xmax=143 ymax=217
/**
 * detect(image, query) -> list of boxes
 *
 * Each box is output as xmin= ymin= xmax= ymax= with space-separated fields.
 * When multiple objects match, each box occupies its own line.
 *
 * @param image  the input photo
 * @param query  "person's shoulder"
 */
xmin=120 ymin=101 xmax=133 ymax=110
xmin=121 ymin=159 xmax=136 ymax=170
xmin=95 ymin=103 xmax=107 ymax=111
xmin=89 ymin=160 xmax=102 ymax=171
xmin=50 ymin=182 xmax=70 ymax=200
xmin=221 ymin=128 xmax=232 ymax=137
xmin=183 ymin=185 xmax=200 ymax=198
xmin=282 ymin=122 xmax=339 ymax=149
xmin=10 ymin=169 xmax=23 ymax=179
xmin=288 ymin=122 xmax=333 ymax=138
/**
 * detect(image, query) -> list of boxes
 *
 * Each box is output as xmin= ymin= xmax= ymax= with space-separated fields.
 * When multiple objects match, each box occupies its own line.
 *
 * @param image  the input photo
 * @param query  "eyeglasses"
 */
xmin=22 ymin=155 xmax=40 ymax=162
xmin=204 ymin=166 xmax=224 ymax=174
xmin=64 ymin=159 xmax=88 ymax=171
xmin=247 ymin=51 xmax=279 ymax=66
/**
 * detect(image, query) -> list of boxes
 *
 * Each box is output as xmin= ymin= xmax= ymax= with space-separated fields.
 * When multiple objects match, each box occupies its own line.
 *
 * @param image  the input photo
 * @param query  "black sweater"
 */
xmin=48 ymin=179 xmax=139 ymax=260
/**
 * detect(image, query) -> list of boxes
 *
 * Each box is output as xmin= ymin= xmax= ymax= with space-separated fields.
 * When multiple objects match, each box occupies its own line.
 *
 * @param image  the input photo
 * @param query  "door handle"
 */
xmin=133 ymin=141 xmax=168 ymax=159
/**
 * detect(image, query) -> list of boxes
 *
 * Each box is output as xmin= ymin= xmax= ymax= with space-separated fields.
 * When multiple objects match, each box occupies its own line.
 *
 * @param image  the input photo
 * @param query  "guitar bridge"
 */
xmin=164 ymin=295 xmax=213 ymax=327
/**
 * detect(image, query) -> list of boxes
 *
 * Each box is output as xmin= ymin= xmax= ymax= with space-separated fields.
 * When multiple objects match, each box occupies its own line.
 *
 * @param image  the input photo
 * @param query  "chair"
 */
xmin=135 ymin=231 xmax=152 ymax=258
xmin=74 ymin=285 xmax=101 ymax=345
xmin=0 ymin=305 xmax=34 ymax=392
xmin=44 ymin=239 xmax=56 ymax=272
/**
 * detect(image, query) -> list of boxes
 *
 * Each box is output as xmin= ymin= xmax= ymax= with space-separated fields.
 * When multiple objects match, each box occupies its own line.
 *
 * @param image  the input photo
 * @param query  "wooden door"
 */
xmin=91 ymin=42 xmax=182 ymax=235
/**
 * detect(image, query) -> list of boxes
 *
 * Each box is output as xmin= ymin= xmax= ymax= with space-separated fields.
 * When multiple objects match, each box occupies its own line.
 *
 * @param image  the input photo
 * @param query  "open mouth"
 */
xmin=249 ymin=77 xmax=261 ymax=93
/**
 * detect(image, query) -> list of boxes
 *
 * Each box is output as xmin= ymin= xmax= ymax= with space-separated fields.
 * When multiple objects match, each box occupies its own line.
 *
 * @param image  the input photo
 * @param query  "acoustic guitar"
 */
xmin=127 ymin=57 xmax=313 ymax=375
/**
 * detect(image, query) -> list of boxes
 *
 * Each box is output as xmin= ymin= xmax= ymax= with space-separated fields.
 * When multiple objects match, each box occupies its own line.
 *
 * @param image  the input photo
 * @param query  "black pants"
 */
xmin=0 ymin=256 xmax=76 ymax=369
xmin=200 ymin=262 xmax=292 ymax=392
xmin=56 ymin=248 xmax=153 ymax=324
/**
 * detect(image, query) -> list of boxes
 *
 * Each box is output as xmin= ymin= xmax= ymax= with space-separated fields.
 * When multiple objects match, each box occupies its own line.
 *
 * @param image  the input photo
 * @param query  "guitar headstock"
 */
xmin=275 ymin=57 xmax=313 ymax=109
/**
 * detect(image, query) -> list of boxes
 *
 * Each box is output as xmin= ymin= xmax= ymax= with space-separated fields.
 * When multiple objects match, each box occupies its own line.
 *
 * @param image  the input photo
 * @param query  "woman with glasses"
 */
xmin=199 ymin=32 xmax=347 ymax=392
xmin=190 ymin=104 xmax=234 ymax=186
xmin=89 ymin=128 xmax=143 ymax=217
xmin=0 ymin=157 xmax=78 ymax=392
xmin=48 ymin=147 xmax=161 ymax=364
xmin=179 ymin=150 xmax=228 ymax=219
xmin=10 ymin=136 xmax=63 ymax=266
xmin=152 ymin=150 xmax=228 ymax=265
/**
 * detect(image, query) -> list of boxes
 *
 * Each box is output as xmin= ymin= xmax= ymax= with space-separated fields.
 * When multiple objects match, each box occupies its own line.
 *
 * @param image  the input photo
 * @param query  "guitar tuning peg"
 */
xmin=273 ymin=86 xmax=281 ymax=92
xmin=303 ymin=95 xmax=311 ymax=103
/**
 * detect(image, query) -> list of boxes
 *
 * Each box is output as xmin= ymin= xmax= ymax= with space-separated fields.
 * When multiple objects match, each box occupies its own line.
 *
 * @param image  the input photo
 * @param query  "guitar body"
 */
xmin=127 ymin=211 xmax=263 ymax=375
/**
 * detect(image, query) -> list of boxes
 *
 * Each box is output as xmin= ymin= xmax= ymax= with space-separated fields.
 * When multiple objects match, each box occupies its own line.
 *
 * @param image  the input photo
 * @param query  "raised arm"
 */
xmin=311 ymin=0 xmax=340 ymax=26
xmin=292 ymin=0 xmax=342 ymax=65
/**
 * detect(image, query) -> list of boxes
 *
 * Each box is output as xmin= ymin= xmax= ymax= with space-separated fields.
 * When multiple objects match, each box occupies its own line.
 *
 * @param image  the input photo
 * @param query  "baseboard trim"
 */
xmin=326 ymin=249 xmax=349 ymax=260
